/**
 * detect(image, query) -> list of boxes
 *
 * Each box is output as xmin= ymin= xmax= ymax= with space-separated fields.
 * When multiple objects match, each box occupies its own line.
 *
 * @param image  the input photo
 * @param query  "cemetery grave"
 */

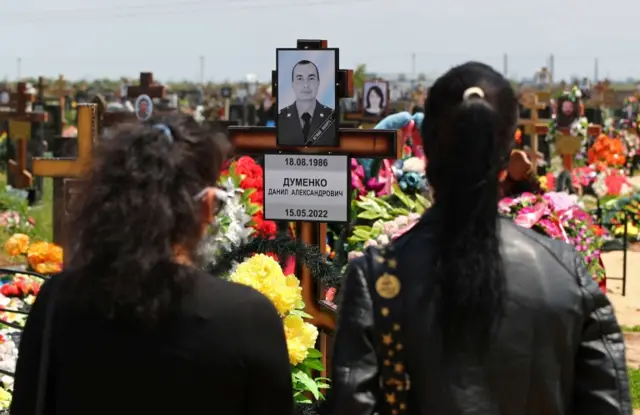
xmin=0 ymin=53 xmax=637 ymax=413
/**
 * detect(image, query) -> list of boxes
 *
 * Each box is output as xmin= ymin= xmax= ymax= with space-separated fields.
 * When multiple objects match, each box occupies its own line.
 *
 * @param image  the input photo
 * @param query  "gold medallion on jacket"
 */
xmin=376 ymin=273 xmax=401 ymax=299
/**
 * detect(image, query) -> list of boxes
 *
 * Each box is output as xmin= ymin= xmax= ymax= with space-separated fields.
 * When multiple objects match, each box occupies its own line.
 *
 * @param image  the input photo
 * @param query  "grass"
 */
xmin=0 ymin=173 xmax=53 ymax=243
xmin=28 ymin=178 xmax=54 ymax=242
xmin=632 ymin=368 xmax=640 ymax=409
xmin=624 ymin=326 xmax=640 ymax=333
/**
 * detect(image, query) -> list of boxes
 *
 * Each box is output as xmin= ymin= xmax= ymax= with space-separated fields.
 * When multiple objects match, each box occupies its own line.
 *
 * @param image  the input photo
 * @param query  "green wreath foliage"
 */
xmin=206 ymin=232 xmax=343 ymax=289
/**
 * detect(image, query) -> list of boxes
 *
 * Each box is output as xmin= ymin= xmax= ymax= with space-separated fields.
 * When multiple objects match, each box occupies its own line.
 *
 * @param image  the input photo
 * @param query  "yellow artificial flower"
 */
xmin=538 ymin=176 xmax=548 ymax=192
xmin=614 ymin=223 xmax=639 ymax=237
xmin=283 ymin=314 xmax=319 ymax=365
xmin=27 ymin=242 xmax=63 ymax=275
xmin=230 ymin=254 xmax=302 ymax=316
xmin=4 ymin=233 xmax=30 ymax=257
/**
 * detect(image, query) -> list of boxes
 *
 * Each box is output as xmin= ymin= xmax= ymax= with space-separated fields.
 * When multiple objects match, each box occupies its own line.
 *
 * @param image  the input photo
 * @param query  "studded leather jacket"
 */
xmin=330 ymin=208 xmax=632 ymax=415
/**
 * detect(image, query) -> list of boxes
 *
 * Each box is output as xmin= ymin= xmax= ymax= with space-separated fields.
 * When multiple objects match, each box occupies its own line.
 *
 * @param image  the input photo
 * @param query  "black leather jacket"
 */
xmin=331 ymin=209 xmax=632 ymax=415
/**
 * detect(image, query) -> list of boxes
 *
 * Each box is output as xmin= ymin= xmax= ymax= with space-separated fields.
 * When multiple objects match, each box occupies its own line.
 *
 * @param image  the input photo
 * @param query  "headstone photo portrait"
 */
xmin=362 ymin=80 xmax=389 ymax=116
xmin=276 ymin=48 xmax=339 ymax=147
xmin=135 ymin=94 xmax=153 ymax=121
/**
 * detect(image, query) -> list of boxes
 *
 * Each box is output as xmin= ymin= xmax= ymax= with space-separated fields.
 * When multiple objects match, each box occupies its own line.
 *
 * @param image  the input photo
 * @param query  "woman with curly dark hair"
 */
xmin=11 ymin=116 xmax=293 ymax=415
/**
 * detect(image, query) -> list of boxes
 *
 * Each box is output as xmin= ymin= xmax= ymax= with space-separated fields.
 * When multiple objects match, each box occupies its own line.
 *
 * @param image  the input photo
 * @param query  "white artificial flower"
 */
xmin=376 ymin=234 xmax=390 ymax=246
xmin=402 ymin=157 xmax=426 ymax=174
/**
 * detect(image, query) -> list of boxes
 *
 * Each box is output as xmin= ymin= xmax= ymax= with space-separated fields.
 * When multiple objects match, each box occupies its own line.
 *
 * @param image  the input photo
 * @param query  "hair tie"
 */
xmin=462 ymin=87 xmax=485 ymax=101
xmin=152 ymin=124 xmax=173 ymax=144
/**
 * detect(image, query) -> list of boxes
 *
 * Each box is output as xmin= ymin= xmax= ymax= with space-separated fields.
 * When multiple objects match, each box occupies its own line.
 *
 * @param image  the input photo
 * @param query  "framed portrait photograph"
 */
xmin=556 ymin=97 xmax=580 ymax=129
xmin=362 ymin=80 xmax=389 ymax=117
xmin=220 ymin=87 xmax=232 ymax=99
xmin=275 ymin=48 xmax=339 ymax=147
xmin=134 ymin=94 xmax=153 ymax=121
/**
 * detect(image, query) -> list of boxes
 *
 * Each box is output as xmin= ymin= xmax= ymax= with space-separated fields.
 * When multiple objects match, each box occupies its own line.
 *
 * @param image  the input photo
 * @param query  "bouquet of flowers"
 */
xmin=203 ymin=157 xmax=278 ymax=263
xmin=223 ymin=157 xmax=277 ymax=237
xmin=587 ymin=134 xmax=627 ymax=168
xmin=498 ymin=192 xmax=607 ymax=285
xmin=229 ymin=254 xmax=329 ymax=405
xmin=4 ymin=234 xmax=63 ymax=275
xmin=598 ymin=194 xmax=640 ymax=241
xmin=592 ymin=168 xmax=635 ymax=199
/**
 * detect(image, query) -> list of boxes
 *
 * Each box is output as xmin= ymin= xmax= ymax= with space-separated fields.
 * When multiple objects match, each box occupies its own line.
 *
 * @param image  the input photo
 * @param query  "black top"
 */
xmin=11 ymin=268 xmax=293 ymax=415
xmin=331 ymin=208 xmax=632 ymax=415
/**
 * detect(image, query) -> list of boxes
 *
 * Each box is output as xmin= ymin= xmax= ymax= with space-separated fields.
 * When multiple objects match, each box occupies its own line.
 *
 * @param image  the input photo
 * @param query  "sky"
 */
xmin=1 ymin=0 xmax=640 ymax=83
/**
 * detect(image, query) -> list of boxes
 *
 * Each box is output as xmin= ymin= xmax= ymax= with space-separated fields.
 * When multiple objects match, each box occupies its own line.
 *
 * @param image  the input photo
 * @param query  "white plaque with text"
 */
xmin=264 ymin=154 xmax=349 ymax=223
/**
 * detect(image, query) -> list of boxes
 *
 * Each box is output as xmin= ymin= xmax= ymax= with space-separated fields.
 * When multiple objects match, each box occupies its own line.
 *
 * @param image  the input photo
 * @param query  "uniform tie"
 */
xmin=302 ymin=112 xmax=311 ymax=139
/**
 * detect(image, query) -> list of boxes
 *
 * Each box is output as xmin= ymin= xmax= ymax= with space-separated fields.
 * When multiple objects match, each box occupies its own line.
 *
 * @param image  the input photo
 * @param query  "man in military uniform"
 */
xmin=277 ymin=59 xmax=337 ymax=146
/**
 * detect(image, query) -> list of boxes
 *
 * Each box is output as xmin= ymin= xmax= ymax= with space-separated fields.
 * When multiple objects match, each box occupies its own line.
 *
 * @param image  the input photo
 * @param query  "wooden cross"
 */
xmin=517 ymin=92 xmax=548 ymax=174
xmin=0 ymin=82 xmax=48 ymax=188
xmin=94 ymin=72 xmax=168 ymax=133
xmin=32 ymin=103 xmax=97 ymax=248
xmin=126 ymin=72 xmax=166 ymax=100
xmin=227 ymin=39 xmax=402 ymax=377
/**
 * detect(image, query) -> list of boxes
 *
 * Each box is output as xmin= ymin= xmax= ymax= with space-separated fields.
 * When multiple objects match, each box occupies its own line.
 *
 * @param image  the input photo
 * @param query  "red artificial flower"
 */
xmin=252 ymin=214 xmax=277 ymax=237
xmin=0 ymin=284 xmax=20 ymax=297
xmin=249 ymin=190 xmax=264 ymax=206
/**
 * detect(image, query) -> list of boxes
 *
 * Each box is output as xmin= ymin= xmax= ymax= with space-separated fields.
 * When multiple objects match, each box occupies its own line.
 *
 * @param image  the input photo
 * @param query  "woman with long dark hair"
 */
xmin=330 ymin=62 xmax=631 ymax=414
xmin=11 ymin=116 xmax=293 ymax=415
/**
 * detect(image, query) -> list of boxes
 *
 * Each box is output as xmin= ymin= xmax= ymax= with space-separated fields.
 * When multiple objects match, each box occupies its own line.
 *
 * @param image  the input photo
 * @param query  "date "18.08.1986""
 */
xmin=284 ymin=157 xmax=328 ymax=167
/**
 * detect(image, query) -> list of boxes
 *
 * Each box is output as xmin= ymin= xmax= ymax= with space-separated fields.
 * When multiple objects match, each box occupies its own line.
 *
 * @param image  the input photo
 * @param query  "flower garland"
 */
xmin=229 ymin=254 xmax=329 ymax=404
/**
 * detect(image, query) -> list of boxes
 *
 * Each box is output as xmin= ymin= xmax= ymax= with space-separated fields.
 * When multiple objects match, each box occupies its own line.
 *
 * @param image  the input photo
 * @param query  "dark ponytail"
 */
xmin=423 ymin=63 xmax=516 ymax=359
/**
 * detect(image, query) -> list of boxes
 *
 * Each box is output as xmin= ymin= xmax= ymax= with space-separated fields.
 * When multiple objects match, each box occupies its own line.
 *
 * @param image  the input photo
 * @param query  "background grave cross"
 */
xmin=0 ymin=82 xmax=48 ymax=189
xmin=517 ymin=92 xmax=548 ymax=174
xmin=227 ymin=38 xmax=402 ymax=377
xmin=126 ymin=72 xmax=166 ymax=100
xmin=32 ymin=104 xmax=97 ymax=250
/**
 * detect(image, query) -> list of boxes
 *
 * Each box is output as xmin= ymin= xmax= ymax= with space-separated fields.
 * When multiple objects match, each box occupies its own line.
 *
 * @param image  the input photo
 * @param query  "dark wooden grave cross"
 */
xmin=517 ymin=92 xmax=548 ymax=174
xmin=228 ymin=39 xmax=401 ymax=377
xmin=94 ymin=72 xmax=167 ymax=133
xmin=32 ymin=104 xmax=97 ymax=249
xmin=0 ymin=82 xmax=48 ymax=188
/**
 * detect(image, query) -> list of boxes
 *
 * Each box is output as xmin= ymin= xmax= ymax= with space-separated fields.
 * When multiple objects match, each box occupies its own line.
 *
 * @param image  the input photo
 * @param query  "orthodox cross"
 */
xmin=517 ymin=92 xmax=548 ymax=174
xmin=0 ymin=82 xmax=48 ymax=188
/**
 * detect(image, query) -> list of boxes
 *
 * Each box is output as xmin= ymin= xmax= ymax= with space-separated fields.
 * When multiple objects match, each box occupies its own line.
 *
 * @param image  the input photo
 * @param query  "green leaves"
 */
xmin=292 ymin=354 xmax=331 ymax=402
